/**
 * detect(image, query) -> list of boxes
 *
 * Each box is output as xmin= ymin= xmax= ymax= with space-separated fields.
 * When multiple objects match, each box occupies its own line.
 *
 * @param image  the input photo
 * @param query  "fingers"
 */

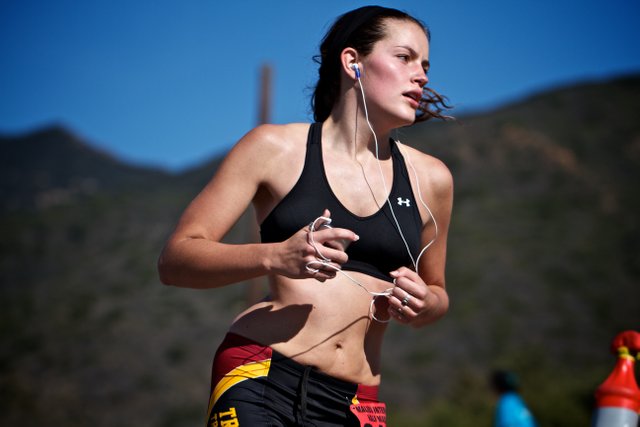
xmin=387 ymin=268 xmax=428 ymax=322
xmin=299 ymin=220 xmax=346 ymax=281
xmin=304 ymin=259 xmax=339 ymax=282
xmin=302 ymin=210 xmax=358 ymax=281
xmin=306 ymin=213 xmax=358 ymax=263
xmin=311 ymin=228 xmax=359 ymax=260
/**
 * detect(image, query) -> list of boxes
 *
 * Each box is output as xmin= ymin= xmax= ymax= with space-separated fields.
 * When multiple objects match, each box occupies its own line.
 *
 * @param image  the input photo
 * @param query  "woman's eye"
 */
xmin=398 ymin=55 xmax=410 ymax=62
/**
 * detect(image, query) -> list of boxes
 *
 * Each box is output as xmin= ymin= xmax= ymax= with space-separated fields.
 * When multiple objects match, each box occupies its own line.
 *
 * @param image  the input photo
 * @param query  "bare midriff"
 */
xmin=228 ymin=271 xmax=392 ymax=386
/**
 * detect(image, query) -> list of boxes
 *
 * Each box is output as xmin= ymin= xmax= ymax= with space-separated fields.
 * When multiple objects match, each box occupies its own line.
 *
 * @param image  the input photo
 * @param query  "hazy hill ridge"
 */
xmin=0 ymin=126 xmax=175 ymax=212
xmin=1 ymin=74 xmax=638 ymax=426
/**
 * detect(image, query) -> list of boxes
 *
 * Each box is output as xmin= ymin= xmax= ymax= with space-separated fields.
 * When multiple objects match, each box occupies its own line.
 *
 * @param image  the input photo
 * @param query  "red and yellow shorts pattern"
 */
xmin=207 ymin=333 xmax=386 ymax=426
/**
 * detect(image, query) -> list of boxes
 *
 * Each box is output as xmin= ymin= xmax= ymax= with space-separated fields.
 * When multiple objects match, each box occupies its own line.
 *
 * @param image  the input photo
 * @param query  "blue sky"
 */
xmin=1 ymin=0 xmax=639 ymax=171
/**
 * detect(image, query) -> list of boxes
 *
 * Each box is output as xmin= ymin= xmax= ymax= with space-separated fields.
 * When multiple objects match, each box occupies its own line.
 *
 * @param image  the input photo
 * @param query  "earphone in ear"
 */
xmin=351 ymin=63 xmax=361 ymax=78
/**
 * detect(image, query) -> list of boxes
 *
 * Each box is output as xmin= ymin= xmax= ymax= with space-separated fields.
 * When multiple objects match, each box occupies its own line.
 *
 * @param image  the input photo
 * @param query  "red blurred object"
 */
xmin=595 ymin=331 xmax=640 ymax=412
xmin=591 ymin=331 xmax=640 ymax=427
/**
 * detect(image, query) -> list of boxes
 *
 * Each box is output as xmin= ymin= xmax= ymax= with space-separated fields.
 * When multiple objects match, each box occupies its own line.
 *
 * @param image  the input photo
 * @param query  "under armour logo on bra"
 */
xmin=397 ymin=197 xmax=411 ymax=207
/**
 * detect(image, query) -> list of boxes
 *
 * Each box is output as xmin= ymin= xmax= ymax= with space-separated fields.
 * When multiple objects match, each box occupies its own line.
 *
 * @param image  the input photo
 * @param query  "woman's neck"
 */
xmin=324 ymin=104 xmax=392 ymax=160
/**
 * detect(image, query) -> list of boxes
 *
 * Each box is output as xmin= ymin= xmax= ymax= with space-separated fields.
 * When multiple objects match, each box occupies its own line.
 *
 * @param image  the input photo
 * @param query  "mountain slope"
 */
xmin=0 ymin=125 xmax=172 ymax=211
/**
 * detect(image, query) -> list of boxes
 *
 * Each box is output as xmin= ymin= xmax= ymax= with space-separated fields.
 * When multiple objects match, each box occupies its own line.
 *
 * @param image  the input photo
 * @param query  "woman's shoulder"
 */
xmin=224 ymin=122 xmax=311 ymax=165
xmin=218 ymin=123 xmax=312 ymax=185
xmin=236 ymin=122 xmax=311 ymax=152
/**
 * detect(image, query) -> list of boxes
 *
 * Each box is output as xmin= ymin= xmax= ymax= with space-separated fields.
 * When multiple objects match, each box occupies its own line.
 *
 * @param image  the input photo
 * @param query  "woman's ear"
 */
xmin=340 ymin=47 xmax=360 ymax=80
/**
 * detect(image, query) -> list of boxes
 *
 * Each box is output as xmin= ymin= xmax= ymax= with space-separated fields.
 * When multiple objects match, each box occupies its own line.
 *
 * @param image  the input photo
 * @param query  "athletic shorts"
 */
xmin=206 ymin=333 xmax=387 ymax=426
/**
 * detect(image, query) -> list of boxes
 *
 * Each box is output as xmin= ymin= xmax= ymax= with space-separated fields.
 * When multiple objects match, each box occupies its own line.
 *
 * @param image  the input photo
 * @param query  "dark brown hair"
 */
xmin=312 ymin=5 xmax=452 ymax=123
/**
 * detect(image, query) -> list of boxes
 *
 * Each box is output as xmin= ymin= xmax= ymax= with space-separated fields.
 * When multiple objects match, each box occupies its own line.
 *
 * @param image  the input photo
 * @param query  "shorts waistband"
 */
xmin=215 ymin=332 xmax=379 ymax=402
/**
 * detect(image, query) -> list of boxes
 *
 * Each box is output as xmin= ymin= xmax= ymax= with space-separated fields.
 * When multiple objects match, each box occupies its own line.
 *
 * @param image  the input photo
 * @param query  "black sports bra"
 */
xmin=260 ymin=123 xmax=423 ymax=282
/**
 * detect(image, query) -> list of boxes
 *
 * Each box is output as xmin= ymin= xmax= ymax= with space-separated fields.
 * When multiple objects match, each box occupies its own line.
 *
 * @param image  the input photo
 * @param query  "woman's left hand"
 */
xmin=387 ymin=267 xmax=445 ymax=325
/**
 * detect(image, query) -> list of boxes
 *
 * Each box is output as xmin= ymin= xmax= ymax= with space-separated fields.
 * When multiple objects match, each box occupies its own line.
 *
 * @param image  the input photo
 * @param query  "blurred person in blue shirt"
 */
xmin=491 ymin=370 xmax=538 ymax=427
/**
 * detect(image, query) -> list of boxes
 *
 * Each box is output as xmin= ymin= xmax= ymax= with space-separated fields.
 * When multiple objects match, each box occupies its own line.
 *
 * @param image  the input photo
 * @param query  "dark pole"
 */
xmin=245 ymin=64 xmax=273 ymax=306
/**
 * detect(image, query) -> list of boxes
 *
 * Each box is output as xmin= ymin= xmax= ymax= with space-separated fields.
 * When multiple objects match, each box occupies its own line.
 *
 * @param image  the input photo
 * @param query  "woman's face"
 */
xmin=359 ymin=19 xmax=430 ymax=128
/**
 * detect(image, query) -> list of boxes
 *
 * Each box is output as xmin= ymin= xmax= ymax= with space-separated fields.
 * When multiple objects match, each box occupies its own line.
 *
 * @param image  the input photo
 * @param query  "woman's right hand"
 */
xmin=270 ymin=210 xmax=359 ymax=282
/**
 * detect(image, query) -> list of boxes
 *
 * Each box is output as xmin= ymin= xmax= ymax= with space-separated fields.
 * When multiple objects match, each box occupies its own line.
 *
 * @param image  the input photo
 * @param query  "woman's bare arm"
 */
xmin=157 ymin=124 xmax=358 ymax=289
